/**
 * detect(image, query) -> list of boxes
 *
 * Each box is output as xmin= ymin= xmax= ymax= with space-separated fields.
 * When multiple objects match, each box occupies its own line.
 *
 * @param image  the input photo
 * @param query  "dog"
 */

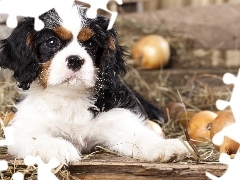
xmin=0 ymin=5 xmax=189 ymax=164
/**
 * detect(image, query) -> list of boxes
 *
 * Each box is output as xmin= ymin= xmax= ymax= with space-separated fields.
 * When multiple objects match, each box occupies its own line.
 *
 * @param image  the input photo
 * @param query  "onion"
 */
xmin=177 ymin=111 xmax=196 ymax=128
xmin=164 ymin=102 xmax=185 ymax=121
xmin=164 ymin=102 xmax=196 ymax=127
xmin=210 ymin=110 xmax=240 ymax=155
xmin=187 ymin=111 xmax=218 ymax=144
xmin=132 ymin=35 xmax=170 ymax=69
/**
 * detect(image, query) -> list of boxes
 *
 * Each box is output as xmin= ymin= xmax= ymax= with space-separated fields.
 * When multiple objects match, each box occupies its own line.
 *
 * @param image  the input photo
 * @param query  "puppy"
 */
xmin=0 ymin=6 xmax=189 ymax=163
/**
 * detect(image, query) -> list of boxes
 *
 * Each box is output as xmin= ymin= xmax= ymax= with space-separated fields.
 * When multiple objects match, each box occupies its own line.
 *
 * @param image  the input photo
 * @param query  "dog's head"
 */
xmin=0 ymin=6 xmax=126 ymax=91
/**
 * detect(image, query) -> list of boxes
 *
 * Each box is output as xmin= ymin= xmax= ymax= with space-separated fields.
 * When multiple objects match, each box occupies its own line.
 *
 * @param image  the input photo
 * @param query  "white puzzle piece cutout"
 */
xmin=24 ymin=155 xmax=60 ymax=180
xmin=214 ymin=70 xmax=240 ymax=146
xmin=12 ymin=172 xmax=24 ymax=180
xmin=0 ymin=120 xmax=20 ymax=178
xmin=207 ymin=69 xmax=240 ymax=179
xmin=0 ymin=0 xmax=75 ymax=30
xmin=0 ymin=160 xmax=8 ymax=171
xmin=0 ymin=0 xmax=122 ymax=30
xmin=64 ymin=0 xmax=122 ymax=30
xmin=0 ymin=127 xmax=15 ymax=146
xmin=206 ymin=151 xmax=240 ymax=180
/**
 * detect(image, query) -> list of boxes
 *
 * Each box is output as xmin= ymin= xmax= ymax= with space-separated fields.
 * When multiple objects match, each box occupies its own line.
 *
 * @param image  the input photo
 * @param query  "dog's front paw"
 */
xmin=36 ymin=138 xmax=81 ymax=164
xmin=8 ymin=137 xmax=81 ymax=164
xmin=154 ymin=139 xmax=189 ymax=162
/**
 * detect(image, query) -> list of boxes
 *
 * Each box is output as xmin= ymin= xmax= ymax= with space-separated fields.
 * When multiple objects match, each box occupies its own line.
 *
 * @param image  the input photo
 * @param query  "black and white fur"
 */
xmin=0 ymin=6 xmax=189 ymax=163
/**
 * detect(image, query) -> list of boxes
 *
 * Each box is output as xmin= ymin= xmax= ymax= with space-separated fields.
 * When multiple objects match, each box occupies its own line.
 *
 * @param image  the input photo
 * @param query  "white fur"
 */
xmin=59 ymin=5 xmax=84 ymax=37
xmin=8 ymin=85 xmax=189 ymax=164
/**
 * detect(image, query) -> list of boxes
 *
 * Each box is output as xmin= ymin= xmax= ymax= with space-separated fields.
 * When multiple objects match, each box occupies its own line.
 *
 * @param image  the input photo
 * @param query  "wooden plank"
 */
xmin=118 ymin=3 xmax=240 ymax=49
xmin=121 ymin=0 xmax=148 ymax=13
xmin=2 ymin=153 xmax=226 ymax=179
xmin=69 ymin=160 xmax=226 ymax=179
xmin=123 ymin=0 xmax=148 ymax=3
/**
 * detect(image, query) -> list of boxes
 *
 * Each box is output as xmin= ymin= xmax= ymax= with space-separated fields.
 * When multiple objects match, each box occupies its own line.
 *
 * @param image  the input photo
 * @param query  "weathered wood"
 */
xmin=2 ymin=153 xmax=226 ymax=179
xmin=118 ymin=3 xmax=240 ymax=49
xmin=123 ymin=0 xmax=148 ymax=3
xmin=70 ymin=159 xmax=226 ymax=179
xmin=122 ymin=0 xmax=148 ymax=13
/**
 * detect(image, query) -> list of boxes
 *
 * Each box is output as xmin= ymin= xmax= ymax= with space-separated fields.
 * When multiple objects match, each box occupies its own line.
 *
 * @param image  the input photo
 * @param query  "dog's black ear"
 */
xmin=91 ymin=16 xmax=146 ymax=115
xmin=94 ymin=17 xmax=126 ymax=90
xmin=0 ymin=18 xmax=40 ymax=90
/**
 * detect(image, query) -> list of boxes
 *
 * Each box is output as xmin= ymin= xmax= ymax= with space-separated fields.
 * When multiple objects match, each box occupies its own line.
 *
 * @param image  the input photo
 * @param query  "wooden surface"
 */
xmin=123 ymin=0 xmax=148 ymax=3
xmin=118 ymin=3 xmax=240 ymax=49
xmin=1 ymin=153 xmax=226 ymax=179
xmin=70 ymin=154 xmax=226 ymax=179
xmin=1 ymin=3 xmax=240 ymax=49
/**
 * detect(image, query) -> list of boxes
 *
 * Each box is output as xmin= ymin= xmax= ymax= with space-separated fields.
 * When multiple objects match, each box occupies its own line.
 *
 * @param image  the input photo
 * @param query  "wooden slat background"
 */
xmin=143 ymin=0 xmax=240 ymax=11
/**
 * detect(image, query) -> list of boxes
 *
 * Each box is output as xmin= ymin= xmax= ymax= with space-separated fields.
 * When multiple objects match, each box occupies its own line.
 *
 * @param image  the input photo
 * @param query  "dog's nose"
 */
xmin=66 ymin=55 xmax=84 ymax=72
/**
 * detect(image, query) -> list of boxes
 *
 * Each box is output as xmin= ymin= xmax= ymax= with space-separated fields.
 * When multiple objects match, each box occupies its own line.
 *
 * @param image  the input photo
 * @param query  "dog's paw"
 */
xmin=153 ymin=139 xmax=189 ymax=162
xmin=8 ymin=137 xmax=81 ymax=164
xmin=36 ymin=138 xmax=81 ymax=164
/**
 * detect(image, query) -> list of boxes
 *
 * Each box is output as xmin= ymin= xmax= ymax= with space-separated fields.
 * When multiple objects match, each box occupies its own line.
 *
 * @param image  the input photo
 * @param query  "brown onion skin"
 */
xmin=187 ymin=111 xmax=217 ymax=144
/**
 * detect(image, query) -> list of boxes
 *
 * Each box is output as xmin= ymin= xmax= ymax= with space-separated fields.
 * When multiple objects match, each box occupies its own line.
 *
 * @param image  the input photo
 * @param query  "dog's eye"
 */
xmin=45 ymin=37 xmax=60 ymax=49
xmin=85 ymin=40 xmax=97 ymax=50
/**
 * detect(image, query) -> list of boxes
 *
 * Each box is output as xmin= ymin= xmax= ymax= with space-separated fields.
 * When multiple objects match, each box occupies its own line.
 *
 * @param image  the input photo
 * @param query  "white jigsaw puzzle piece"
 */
xmin=0 ymin=124 xmax=17 ymax=177
xmin=12 ymin=172 xmax=24 ymax=180
xmin=0 ymin=0 xmax=75 ymax=30
xmin=0 ymin=160 xmax=24 ymax=180
xmin=76 ymin=0 xmax=123 ymax=30
xmin=212 ymin=122 xmax=240 ymax=146
xmin=206 ymin=151 xmax=240 ymax=180
xmin=214 ymin=69 xmax=240 ymax=145
xmin=0 ymin=160 xmax=8 ymax=171
xmin=0 ymin=0 xmax=122 ymax=30
xmin=208 ymin=68 xmax=240 ymax=179
xmin=0 ymin=127 xmax=15 ymax=146
xmin=24 ymin=155 xmax=60 ymax=180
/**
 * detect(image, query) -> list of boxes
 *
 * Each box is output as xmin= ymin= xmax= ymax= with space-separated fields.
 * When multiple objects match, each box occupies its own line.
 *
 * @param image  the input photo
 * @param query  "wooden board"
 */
xmin=2 ymin=153 xmax=226 ymax=179
xmin=118 ymin=3 xmax=240 ymax=49
xmin=69 ymin=154 xmax=226 ymax=179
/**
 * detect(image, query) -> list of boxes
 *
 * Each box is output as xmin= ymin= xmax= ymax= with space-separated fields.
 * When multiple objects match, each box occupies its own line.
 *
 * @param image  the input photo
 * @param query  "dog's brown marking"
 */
xmin=78 ymin=28 xmax=94 ymax=41
xmin=108 ymin=37 xmax=116 ymax=50
xmin=38 ymin=61 xmax=51 ymax=89
xmin=26 ymin=32 xmax=34 ymax=47
xmin=54 ymin=26 xmax=72 ymax=40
